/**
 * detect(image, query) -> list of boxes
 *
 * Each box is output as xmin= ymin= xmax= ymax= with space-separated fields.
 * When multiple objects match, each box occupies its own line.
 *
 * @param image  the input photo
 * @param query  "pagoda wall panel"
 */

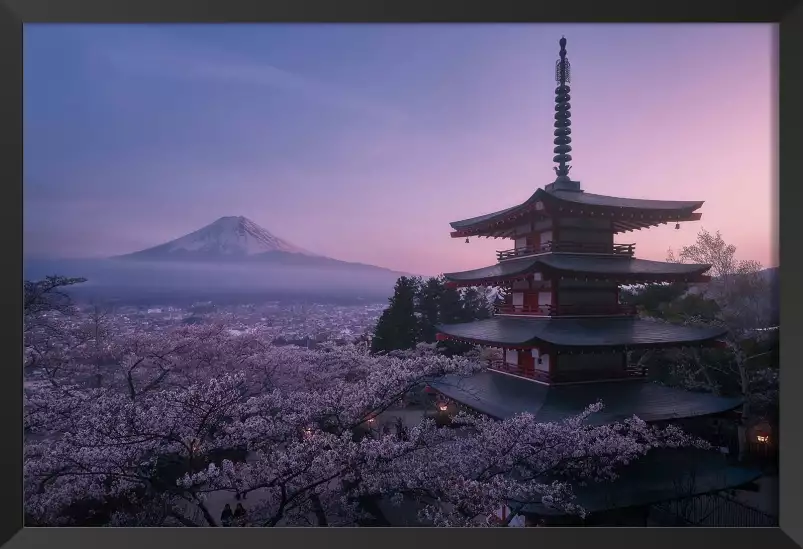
xmin=540 ymin=230 xmax=553 ymax=243
xmin=558 ymin=227 xmax=614 ymax=246
xmin=533 ymin=219 xmax=553 ymax=232
xmin=556 ymin=352 xmax=626 ymax=379
xmin=538 ymin=291 xmax=553 ymax=306
xmin=558 ymin=288 xmax=618 ymax=306
xmin=512 ymin=279 xmax=530 ymax=290
xmin=512 ymin=292 xmax=525 ymax=307
xmin=532 ymin=349 xmax=550 ymax=373
xmin=559 ymin=279 xmax=619 ymax=290
xmin=514 ymin=223 xmax=533 ymax=235
xmin=558 ymin=217 xmax=613 ymax=230
xmin=505 ymin=349 xmax=518 ymax=366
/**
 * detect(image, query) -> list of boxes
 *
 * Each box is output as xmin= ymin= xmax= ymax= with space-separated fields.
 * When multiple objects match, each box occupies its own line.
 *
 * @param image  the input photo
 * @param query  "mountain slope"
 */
xmin=114 ymin=216 xmax=411 ymax=276
xmin=118 ymin=216 xmax=316 ymax=260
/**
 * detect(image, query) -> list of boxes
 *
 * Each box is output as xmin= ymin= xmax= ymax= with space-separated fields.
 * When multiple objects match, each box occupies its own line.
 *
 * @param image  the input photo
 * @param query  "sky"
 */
xmin=23 ymin=23 xmax=777 ymax=275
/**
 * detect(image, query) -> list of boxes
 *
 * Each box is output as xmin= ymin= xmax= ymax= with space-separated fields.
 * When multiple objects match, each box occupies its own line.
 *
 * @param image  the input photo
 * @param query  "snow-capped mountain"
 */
xmin=118 ymin=216 xmax=317 ymax=260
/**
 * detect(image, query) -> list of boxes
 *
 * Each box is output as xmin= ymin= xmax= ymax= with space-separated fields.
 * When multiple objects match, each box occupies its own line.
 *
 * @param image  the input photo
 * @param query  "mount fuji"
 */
xmin=25 ymin=217 xmax=412 ymax=302
xmin=116 ymin=216 xmax=399 ymax=273
xmin=118 ymin=216 xmax=318 ymax=261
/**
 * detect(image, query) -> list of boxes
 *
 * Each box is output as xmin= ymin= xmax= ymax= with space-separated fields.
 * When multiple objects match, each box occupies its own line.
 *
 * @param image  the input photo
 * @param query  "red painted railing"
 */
xmin=496 ymin=241 xmax=635 ymax=261
xmin=487 ymin=359 xmax=648 ymax=384
xmin=494 ymin=303 xmax=637 ymax=317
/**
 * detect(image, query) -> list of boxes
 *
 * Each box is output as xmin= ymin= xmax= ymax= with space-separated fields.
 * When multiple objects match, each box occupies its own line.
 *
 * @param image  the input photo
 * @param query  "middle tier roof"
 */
xmin=436 ymin=316 xmax=727 ymax=349
xmin=443 ymin=253 xmax=711 ymax=287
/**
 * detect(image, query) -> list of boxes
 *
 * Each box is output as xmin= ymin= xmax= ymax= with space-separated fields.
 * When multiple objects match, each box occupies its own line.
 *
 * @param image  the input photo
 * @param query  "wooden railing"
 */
xmin=487 ymin=360 xmax=648 ymax=383
xmin=496 ymin=241 xmax=635 ymax=261
xmin=494 ymin=303 xmax=637 ymax=317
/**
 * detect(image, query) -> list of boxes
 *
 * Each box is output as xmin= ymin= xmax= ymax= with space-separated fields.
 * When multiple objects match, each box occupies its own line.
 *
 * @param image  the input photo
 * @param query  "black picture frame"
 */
xmin=4 ymin=1 xmax=799 ymax=548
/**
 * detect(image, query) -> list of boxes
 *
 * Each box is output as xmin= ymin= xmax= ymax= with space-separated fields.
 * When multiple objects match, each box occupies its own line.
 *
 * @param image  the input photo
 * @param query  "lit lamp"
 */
xmin=438 ymin=404 xmax=448 ymax=412
xmin=368 ymin=417 xmax=375 ymax=424
xmin=757 ymin=434 xmax=769 ymax=444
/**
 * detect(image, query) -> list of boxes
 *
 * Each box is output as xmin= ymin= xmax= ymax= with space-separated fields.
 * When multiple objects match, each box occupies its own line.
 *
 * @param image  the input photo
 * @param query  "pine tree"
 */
xmin=371 ymin=276 xmax=421 ymax=353
xmin=416 ymin=276 xmax=444 ymax=343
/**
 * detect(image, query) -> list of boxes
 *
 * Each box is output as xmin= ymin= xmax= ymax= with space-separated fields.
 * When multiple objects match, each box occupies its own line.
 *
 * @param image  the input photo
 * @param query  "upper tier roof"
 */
xmin=431 ymin=371 xmax=741 ymax=423
xmin=436 ymin=316 xmax=727 ymax=348
xmin=449 ymin=188 xmax=704 ymax=237
xmin=443 ymin=254 xmax=711 ymax=285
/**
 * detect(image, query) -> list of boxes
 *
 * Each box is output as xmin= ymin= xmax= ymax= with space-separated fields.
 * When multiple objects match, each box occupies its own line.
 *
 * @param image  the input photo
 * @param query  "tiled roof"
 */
xmin=449 ymin=188 xmax=704 ymax=230
xmin=443 ymin=254 xmax=710 ymax=283
xmin=436 ymin=316 xmax=727 ymax=348
xmin=431 ymin=370 xmax=741 ymax=423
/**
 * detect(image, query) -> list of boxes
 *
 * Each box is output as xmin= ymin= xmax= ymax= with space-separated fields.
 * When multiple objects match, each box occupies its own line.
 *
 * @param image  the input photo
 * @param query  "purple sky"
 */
xmin=24 ymin=24 xmax=776 ymax=275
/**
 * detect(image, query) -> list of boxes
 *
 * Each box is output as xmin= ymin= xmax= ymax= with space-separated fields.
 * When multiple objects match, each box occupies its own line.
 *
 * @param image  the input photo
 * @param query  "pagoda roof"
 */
xmin=443 ymin=254 xmax=711 ymax=285
xmin=449 ymin=188 xmax=704 ymax=236
xmin=431 ymin=371 xmax=741 ymax=423
xmin=521 ymin=448 xmax=762 ymax=517
xmin=435 ymin=316 xmax=727 ymax=349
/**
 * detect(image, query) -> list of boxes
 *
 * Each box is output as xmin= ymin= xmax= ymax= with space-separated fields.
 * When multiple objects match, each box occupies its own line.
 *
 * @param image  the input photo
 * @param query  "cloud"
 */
xmin=99 ymin=38 xmax=407 ymax=125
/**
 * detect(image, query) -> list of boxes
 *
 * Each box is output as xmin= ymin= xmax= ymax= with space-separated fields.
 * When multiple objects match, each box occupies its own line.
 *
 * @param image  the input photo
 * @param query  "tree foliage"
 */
xmin=372 ymin=276 xmax=493 ymax=355
xmin=25 ymin=277 xmax=705 ymax=527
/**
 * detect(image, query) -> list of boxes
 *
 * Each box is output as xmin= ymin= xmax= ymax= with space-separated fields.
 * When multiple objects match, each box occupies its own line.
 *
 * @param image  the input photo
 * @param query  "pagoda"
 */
xmin=430 ymin=38 xmax=763 ymax=526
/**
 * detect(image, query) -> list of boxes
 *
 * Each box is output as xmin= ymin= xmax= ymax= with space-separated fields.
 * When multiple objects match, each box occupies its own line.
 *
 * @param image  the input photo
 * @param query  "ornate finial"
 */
xmin=553 ymin=37 xmax=572 ymax=180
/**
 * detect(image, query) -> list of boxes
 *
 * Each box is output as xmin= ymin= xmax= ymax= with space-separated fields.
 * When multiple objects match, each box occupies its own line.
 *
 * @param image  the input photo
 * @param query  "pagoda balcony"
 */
xmin=496 ymin=241 xmax=635 ymax=261
xmin=494 ymin=303 xmax=637 ymax=317
xmin=487 ymin=360 xmax=648 ymax=383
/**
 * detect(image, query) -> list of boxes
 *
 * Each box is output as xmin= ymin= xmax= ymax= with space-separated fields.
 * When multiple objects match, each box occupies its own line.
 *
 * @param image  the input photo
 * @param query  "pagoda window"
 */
xmin=505 ymin=349 xmax=519 ymax=367
xmin=512 ymin=292 xmax=525 ymax=307
xmin=538 ymin=291 xmax=553 ymax=307
xmin=532 ymin=349 xmax=550 ymax=373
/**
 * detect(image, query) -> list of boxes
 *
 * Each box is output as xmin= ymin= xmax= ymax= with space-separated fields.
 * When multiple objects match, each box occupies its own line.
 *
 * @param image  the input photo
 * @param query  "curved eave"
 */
xmin=430 ymin=370 xmax=742 ymax=424
xmin=449 ymin=189 xmax=706 ymax=238
xmin=442 ymin=255 xmax=712 ymax=287
xmin=436 ymin=317 xmax=728 ymax=349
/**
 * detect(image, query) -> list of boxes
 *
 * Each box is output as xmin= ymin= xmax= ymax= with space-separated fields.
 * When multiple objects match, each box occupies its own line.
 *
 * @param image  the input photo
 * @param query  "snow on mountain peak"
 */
xmin=127 ymin=216 xmax=316 ymax=258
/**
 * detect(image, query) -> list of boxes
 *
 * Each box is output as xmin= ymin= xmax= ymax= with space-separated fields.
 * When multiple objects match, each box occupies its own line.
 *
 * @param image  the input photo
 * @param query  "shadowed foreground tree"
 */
xmin=665 ymin=230 xmax=777 ymax=457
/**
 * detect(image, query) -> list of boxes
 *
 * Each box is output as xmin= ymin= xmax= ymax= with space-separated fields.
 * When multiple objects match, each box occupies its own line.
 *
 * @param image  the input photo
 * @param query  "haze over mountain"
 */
xmin=24 ymin=217 xmax=414 ymax=303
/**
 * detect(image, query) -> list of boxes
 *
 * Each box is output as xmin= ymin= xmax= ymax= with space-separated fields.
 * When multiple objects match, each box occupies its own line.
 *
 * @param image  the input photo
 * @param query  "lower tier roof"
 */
xmin=436 ymin=316 xmax=727 ymax=348
xmin=443 ymin=253 xmax=710 ymax=284
xmin=431 ymin=371 xmax=742 ymax=423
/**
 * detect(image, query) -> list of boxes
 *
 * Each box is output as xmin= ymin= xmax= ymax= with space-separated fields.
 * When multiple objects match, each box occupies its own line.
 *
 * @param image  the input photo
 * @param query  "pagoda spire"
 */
xmin=552 ymin=36 xmax=573 ymax=182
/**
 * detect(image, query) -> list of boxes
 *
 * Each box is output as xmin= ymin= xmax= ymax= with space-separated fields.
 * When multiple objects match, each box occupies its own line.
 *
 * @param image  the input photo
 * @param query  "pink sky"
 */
xmin=25 ymin=24 xmax=776 ymax=275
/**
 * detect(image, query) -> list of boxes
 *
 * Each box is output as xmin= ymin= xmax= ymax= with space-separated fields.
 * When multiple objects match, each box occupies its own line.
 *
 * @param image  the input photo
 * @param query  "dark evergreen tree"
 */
xmin=416 ymin=276 xmax=445 ymax=343
xmin=461 ymin=287 xmax=493 ymax=320
xmin=619 ymin=282 xmax=688 ymax=318
xmin=371 ymin=276 xmax=421 ymax=353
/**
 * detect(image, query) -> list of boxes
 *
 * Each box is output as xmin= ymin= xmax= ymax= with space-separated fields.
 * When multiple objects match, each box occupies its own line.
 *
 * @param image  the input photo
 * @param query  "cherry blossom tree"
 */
xmin=667 ymin=229 xmax=777 ymax=458
xmin=25 ymin=305 xmax=706 ymax=527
